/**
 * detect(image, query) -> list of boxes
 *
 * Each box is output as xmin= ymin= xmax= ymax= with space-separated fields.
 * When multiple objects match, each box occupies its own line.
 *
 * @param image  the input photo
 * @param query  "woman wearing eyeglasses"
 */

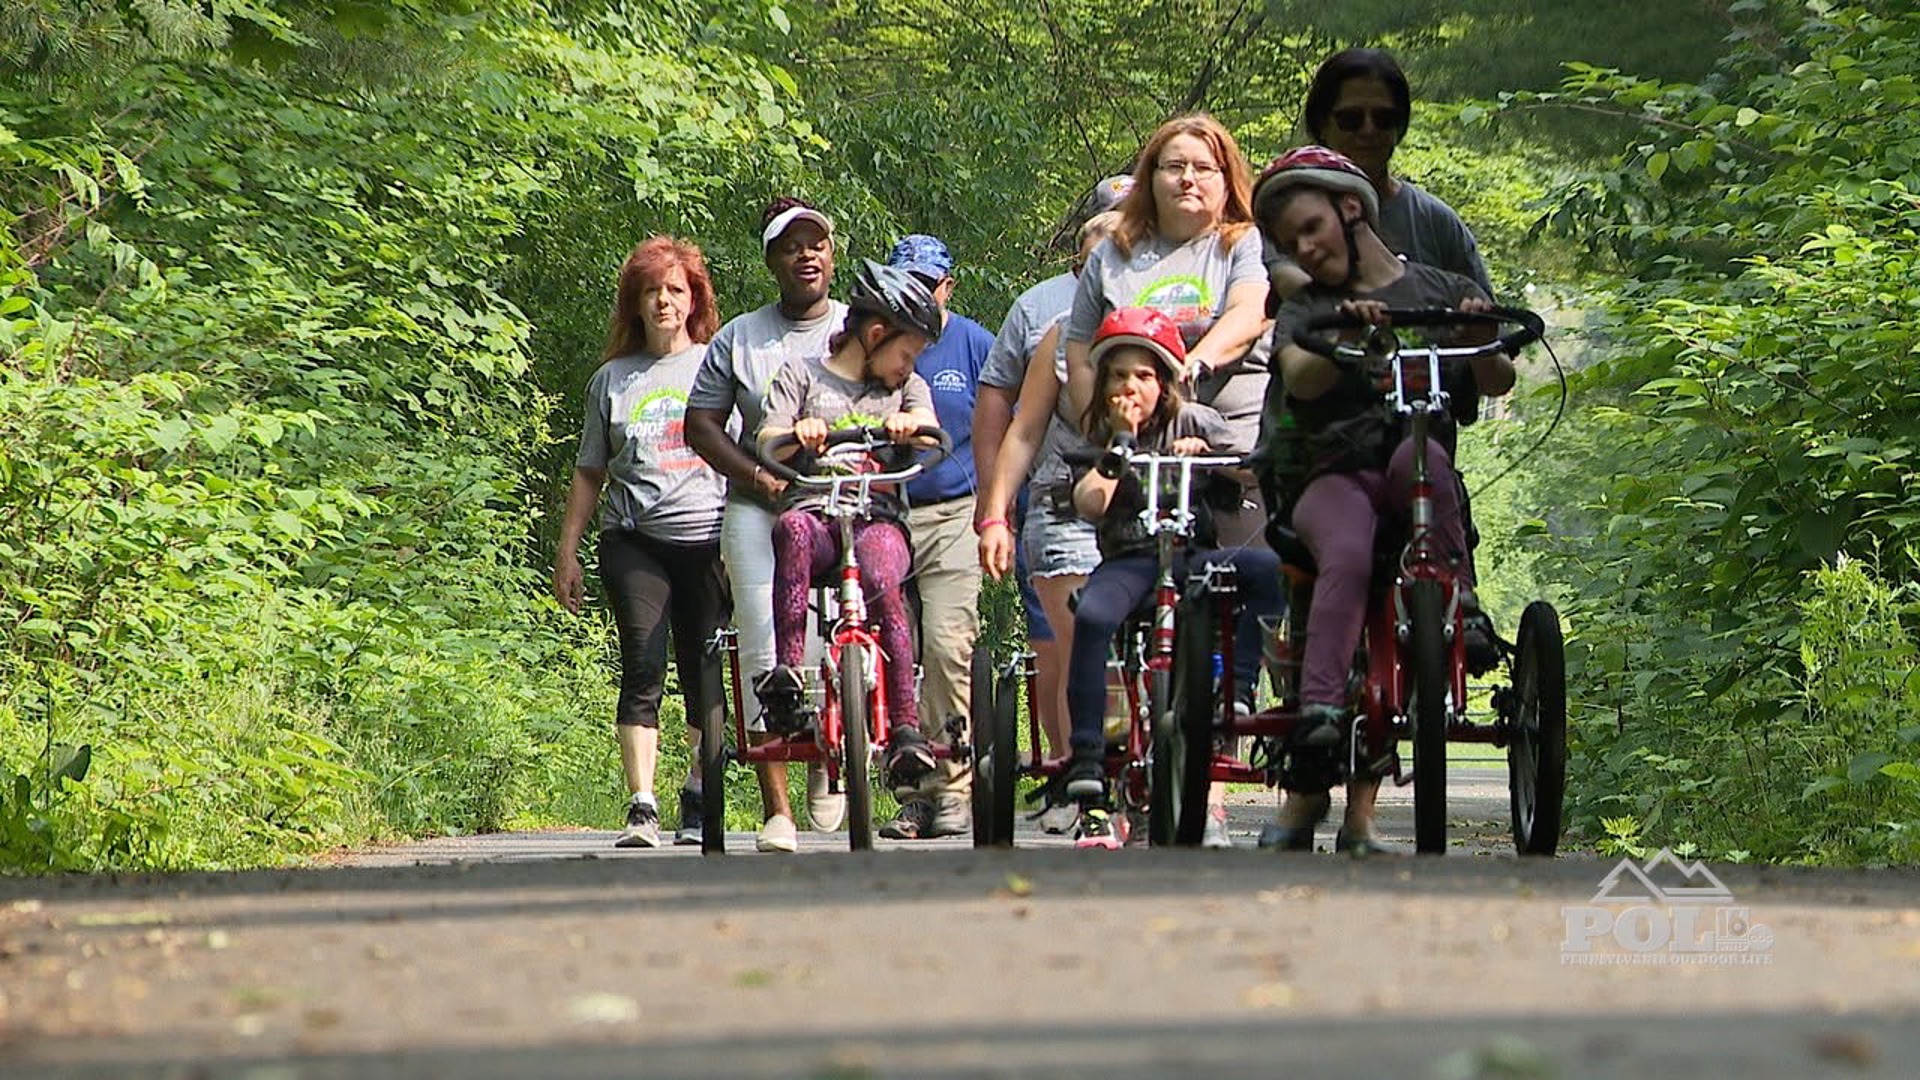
xmin=1062 ymin=114 xmax=1268 ymax=443
xmin=1060 ymin=113 xmax=1270 ymax=848
xmin=1270 ymin=48 xmax=1493 ymax=301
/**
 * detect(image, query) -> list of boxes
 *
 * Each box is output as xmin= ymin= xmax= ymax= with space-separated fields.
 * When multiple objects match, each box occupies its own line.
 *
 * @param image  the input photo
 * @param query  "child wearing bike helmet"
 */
xmin=1250 ymin=146 xmax=1516 ymax=855
xmin=1062 ymin=306 xmax=1285 ymax=849
xmin=756 ymin=259 xmax=943 ymax=792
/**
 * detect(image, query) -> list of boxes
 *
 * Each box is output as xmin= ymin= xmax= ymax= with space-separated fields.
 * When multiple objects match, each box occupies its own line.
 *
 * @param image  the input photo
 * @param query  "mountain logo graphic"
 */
xmin=1588 ymin=849 xmax=1735 ymax=905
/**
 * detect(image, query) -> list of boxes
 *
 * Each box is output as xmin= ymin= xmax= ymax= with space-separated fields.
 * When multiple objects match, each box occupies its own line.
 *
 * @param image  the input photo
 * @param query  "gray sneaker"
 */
xmin=880 ymin=794 xmax=969 ymax=840
xmin=615 ymin=798 xmax=662 ymax=849
xmin=1036 ymin=800 xmax=1080 ymax=835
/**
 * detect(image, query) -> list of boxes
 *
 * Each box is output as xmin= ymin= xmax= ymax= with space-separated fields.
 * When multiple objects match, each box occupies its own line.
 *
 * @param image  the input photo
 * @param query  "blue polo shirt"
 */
xmin=906 ymin=312 xmax=994 ymax=504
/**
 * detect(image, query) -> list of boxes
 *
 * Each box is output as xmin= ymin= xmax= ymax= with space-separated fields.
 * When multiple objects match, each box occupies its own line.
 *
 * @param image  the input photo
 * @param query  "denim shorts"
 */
xmin=1021 ymin=487 xmax=1101 ymax=578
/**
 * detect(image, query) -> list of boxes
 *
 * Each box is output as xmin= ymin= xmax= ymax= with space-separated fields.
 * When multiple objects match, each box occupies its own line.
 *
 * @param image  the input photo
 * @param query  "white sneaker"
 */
xmin=756 ymin=813 xmax=799 ymax=853
xmin=807 ymin=762 xmax=847 ymax=832
xmin=1202 ymin=804 xmax=1233 ymax=849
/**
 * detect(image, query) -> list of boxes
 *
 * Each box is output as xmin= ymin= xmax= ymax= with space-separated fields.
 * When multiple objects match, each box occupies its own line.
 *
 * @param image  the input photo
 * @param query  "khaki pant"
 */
xmin=906 ymin=496 xmax=979 ymax=798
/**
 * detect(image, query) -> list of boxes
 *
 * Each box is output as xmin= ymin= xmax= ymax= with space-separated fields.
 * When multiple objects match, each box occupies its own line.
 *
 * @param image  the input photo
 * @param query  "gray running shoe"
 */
xmin=615 ymin=798 xmax=662 ymax=849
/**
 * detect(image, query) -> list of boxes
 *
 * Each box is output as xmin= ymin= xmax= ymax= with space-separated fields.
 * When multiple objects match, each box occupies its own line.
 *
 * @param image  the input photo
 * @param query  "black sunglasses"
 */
xmin=1330 ymin=106 xmax=1408 ymax=134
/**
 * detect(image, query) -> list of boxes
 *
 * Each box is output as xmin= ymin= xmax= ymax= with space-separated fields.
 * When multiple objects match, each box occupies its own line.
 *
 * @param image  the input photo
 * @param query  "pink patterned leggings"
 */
xmin=772 ymin=510 xmax=917 ymax=731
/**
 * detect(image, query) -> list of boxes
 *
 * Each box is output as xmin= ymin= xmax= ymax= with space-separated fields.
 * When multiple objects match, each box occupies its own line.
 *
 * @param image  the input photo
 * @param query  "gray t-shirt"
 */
xmin=1026 ymin=315 xmax=1091 ymax=491
xmin=761 ymin=354 xmax=935 ymax=518
xmin=980 ymin=271 xmax=1077 ymax=391
xmin=687 ymin=300 xmax=849 ymax=503
xmin=1065 ymin=227 xmax=1270 ymax=445
xmin=575 ymin=344 xmax=726 ymax=544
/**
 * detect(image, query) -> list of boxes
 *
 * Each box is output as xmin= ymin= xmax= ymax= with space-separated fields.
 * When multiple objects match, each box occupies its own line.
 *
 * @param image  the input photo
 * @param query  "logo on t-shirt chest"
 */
xmin=930 ymin=369 xmax=969 ymax=395
xmin=1133 ymin=274 xmax=1214 ymax=347
xmin=625 ymin=388 xmax=702 ymax=472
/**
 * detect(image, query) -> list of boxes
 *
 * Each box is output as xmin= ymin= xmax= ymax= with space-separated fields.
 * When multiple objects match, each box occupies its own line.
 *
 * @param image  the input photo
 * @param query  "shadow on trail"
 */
xmin=20 ymin=1008 xmax=1918 ymax=1079
xmin=5 ymin=844 xmax=1917 ymax=933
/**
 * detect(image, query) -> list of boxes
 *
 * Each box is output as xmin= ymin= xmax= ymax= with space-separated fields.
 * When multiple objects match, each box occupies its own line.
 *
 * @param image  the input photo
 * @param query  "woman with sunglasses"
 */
xmin=1270 ymin=48 xmax=1493 ymax=301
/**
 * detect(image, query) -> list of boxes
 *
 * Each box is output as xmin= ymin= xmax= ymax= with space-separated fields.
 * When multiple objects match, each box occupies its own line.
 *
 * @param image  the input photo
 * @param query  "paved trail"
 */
xmin=3 ymin=768 xmax=1916 ymax=1078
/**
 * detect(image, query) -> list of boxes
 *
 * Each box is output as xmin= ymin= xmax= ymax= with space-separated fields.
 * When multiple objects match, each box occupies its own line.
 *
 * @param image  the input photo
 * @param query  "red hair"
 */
xmin=603 ymin=236 xmax=718 ymax=359
xmin=1112 ymin=113 xmax=1255 ymax=257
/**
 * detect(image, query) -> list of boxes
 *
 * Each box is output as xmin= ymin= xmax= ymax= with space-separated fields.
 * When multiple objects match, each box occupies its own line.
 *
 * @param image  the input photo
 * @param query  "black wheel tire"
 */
xmin=700 ymin=672 xmax=727 ymax=856
xmin=969 ymin=647 xmax=998 ymax=848
xmin=1410 ymin=579 xmax=1450 ymax=855
xmin=1148 ymin=667 xmax=1177 ymax=846
xmin=1509 ymin=601 xmax=1567 ymax=856
xmin=1151 ymin=607 xmax=1214 ymax=847
xmin=842 ymin=646 xmax=873 ymax=852
xmin=989 ymin=666 xmax=1018 ymax=848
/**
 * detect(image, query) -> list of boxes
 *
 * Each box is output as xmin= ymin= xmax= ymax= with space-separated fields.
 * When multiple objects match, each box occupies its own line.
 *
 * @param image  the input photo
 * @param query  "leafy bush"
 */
xmin=1499 ymin=1 xmax=1920 ymax=864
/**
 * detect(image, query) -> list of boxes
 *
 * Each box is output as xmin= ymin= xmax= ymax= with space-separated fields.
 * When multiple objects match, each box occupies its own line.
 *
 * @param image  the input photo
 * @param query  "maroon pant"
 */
xmin=772 ymin=510 xmax=917 ymax=732
xmin=1293 ymin=436 xmax=1468 ymax=706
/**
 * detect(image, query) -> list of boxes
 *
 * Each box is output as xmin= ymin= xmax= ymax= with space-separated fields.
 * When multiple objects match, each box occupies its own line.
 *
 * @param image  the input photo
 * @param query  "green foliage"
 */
xmin=1504 ymin=1 xmax=1920 ymax=864
xmin=1 ymin=1 xmax=807 ymax=871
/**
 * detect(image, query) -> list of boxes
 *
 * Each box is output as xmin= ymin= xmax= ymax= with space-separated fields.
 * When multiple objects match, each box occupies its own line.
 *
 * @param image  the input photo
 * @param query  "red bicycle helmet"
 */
xmin=1251 ymin=145 xmax=1380 ymax=226
xmin=1089 ymin=306 xmax=1188 ymax=382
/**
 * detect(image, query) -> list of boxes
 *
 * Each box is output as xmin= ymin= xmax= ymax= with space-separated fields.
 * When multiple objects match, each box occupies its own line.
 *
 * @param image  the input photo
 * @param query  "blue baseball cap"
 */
xmin=886 ymin=233 xmax=954 ymax=280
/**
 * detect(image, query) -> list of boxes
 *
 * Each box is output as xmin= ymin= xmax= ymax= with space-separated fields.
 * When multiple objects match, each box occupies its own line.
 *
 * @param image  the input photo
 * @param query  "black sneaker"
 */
xmin=1063 ymin=752 xmax=1106 ymax=801
xmin=753 ymin=665 xmax=809 ymax=733
xmin=615 ymin=797 xmax=661 ymax=849
xmin=880 ymin=796 xmax=936 ymax=840
xmin=1463 ymin=609 xmax=1501 ymax=674
xmin=884 ymin=725 xmax=937 ymax=790
xmin=674 ymin=786 xmax=703 ymax=846
xmin=1292 ymin=702 xmax=1344 ymax=749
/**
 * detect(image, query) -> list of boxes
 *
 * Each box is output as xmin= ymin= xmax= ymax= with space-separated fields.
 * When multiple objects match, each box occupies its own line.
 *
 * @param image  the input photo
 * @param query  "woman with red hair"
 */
xmin=554 ymin=236 xmax=731 ymax=849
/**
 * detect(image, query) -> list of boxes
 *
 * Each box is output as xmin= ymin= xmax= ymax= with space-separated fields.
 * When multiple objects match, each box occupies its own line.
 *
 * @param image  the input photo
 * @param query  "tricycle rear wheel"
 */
xmin=1508 ymin=601 xmax=1567 ymax=856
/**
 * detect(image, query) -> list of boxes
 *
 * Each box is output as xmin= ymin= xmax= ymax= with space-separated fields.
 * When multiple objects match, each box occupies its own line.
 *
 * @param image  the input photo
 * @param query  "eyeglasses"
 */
xmin=1330 ymin=106 xmax=1408 ymax=134
xmin=1155 ymin=159 xmax=1222 ymax=179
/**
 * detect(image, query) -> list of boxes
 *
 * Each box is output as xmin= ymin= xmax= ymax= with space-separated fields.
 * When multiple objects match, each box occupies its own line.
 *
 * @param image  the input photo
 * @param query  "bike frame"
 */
xmin=726 ymin=435 xmax=951 ymax=783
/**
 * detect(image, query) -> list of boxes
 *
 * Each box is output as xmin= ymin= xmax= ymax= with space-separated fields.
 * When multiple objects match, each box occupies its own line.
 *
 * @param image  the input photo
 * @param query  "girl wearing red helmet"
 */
xmin=1250 ymin=146 xmax=1516 ymax=854
xmin=1061 ymin=307 xmax=1284 ymax=849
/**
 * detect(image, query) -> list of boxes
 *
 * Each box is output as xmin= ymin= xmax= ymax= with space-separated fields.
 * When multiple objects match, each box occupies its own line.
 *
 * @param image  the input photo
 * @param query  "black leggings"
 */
xmin=598 ymin=530 xmax=731 ymax=731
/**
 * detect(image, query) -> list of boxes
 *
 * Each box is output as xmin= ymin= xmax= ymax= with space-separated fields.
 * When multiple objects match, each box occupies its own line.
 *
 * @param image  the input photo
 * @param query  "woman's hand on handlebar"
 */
xmin=793 ymin=417 xmax=830 ymax=454
xmin=978 ymin=521 xmax=1015 ymax=579
xmin=1171 ymin=436 xmax=1210 ymax=456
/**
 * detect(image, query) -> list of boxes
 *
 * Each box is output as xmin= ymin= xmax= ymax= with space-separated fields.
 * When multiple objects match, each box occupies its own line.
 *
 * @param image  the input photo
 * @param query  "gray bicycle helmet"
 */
xmin=849 ymin=259 xmax=944 ymax=343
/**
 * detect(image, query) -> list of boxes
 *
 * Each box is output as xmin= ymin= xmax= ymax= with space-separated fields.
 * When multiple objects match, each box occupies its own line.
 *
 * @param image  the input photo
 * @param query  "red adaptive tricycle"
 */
xmin=973 ymin=305 xmax=1566 ymax=855
xmin=700 ymin=425 xmax=960 ymax=853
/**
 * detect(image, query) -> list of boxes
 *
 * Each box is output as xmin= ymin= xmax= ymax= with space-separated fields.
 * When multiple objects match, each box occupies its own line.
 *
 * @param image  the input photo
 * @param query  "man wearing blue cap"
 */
xmin=881 ymin=233 xmax=996 ymax=840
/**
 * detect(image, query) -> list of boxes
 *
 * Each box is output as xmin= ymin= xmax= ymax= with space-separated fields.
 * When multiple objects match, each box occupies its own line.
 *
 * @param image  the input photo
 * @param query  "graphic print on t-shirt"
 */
xmin=1132 ymin=273 xmax=1215 ymax=348
xmin=625 ymin=387 xmax=702 ymax=473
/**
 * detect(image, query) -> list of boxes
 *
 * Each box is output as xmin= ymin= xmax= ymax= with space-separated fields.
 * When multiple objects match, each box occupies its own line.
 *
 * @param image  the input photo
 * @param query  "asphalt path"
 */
xmin=3 ymin=767 xmax=1917 ymax=1079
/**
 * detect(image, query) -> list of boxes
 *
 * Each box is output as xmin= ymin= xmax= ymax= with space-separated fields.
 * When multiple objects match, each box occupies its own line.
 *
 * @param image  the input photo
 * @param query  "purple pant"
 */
xmin=772 ymin=510 xmax=917 ymax=731
xmin=1293 ymin=436 xmax=1469 ymax=706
